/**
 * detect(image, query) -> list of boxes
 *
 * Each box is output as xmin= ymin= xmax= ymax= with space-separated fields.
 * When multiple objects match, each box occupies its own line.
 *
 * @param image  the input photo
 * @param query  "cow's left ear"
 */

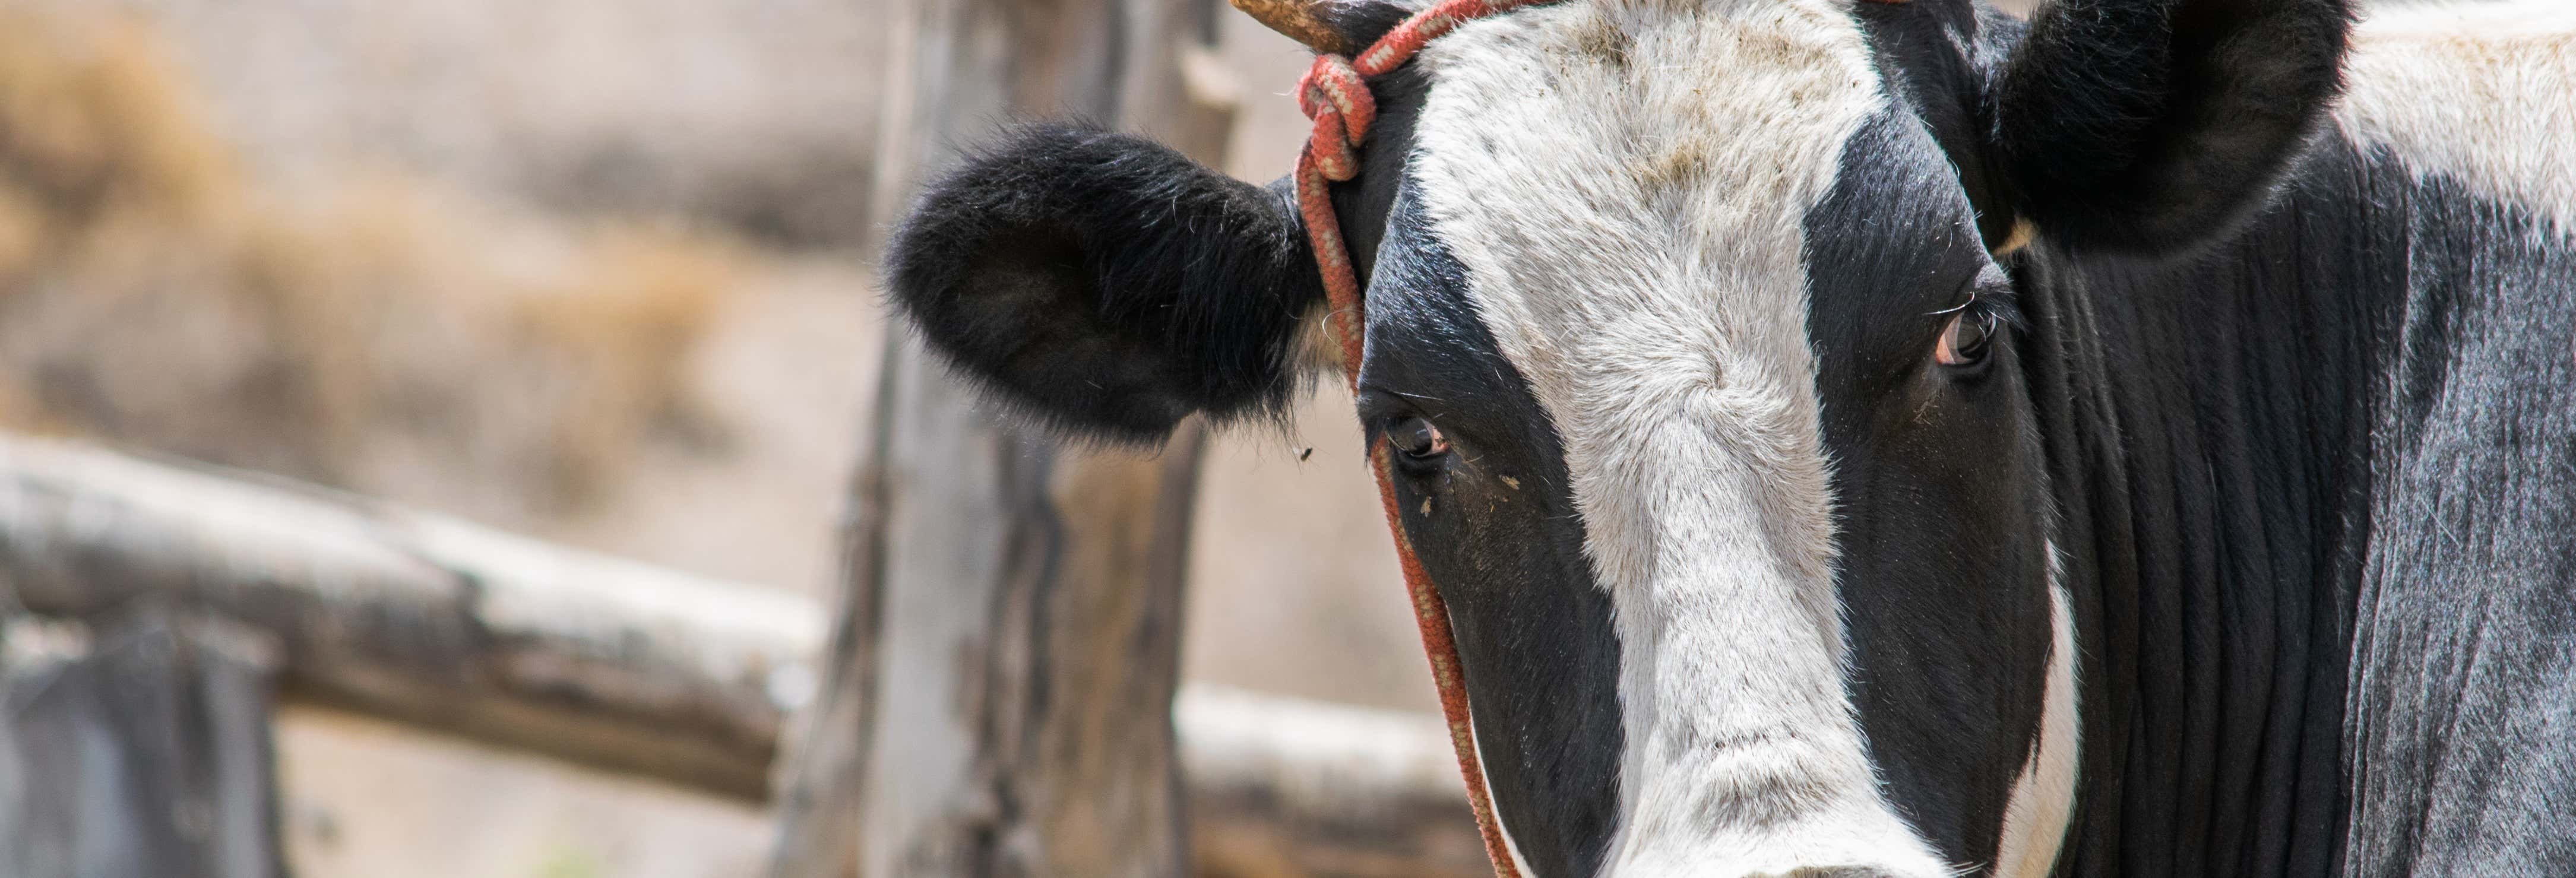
xmin=1989 ymin=0 xmax=2354 ymax=255
xmin=884 ymin=123 xmax=1325 ymax=445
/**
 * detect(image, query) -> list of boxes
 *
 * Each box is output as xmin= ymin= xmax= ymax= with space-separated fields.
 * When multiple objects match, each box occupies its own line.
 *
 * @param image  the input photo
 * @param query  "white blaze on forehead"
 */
xmin=1401 ymin=0 xmax=1947 ymax=872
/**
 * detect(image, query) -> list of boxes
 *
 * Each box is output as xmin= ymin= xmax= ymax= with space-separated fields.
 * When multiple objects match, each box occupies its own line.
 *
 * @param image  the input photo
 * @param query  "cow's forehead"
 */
xmin=1400 ymin=0 xmax=1887 ymax=431
xmin=1389 ymin=0 xmax=1891 ymax=587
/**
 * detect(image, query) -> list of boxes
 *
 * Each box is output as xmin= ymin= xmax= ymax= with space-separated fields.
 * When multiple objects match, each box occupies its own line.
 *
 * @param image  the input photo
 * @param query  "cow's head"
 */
xmin=884 ymin=0 xmax=2347 ymax=874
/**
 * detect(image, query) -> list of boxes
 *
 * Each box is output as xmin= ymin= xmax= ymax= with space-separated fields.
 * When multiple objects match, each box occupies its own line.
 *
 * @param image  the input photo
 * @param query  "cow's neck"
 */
xmin=2023 ymin=135 xmax=2447 ymax=877
xmin=2009 ymin=5 xmax=2576 ymax=870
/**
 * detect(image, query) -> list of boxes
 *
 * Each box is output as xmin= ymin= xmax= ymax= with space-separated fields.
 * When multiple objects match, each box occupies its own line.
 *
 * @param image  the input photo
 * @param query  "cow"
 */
xmin=878 ymin=0 xmax=2576 ymax=874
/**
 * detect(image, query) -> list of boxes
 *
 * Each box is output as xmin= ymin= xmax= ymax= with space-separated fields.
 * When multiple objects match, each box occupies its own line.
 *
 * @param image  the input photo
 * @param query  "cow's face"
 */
xmin=885 ymin=0 xmax=2345 ymax=874
xmin=1350 ymin=3 xmax=2058 ymax=874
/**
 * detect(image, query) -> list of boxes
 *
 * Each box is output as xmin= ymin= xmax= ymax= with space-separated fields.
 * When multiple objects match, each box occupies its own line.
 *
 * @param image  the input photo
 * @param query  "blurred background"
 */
xmin=0 ymin=0 xmax=1430 ymax=874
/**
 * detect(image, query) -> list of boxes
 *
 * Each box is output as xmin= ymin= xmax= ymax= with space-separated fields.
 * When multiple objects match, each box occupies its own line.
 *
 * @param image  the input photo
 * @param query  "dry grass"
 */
xmin=0 ymin=9 xmax=745 ymax=512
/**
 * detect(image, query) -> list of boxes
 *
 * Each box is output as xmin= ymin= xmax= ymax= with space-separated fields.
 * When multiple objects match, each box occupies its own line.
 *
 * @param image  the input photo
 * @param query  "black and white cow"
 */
xmin=882 ymin=0 xmax=2576 ymax=873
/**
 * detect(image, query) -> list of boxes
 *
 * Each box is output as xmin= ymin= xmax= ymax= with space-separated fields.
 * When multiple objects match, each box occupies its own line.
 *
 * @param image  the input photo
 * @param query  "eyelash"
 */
xmin=1930 ymin=289 xmax=2024 ymax=330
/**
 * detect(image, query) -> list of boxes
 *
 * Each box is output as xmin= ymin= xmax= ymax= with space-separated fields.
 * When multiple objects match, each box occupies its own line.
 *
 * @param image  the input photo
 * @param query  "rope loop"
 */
xmin=1297 ymin=54 xmax=1374 ymax=182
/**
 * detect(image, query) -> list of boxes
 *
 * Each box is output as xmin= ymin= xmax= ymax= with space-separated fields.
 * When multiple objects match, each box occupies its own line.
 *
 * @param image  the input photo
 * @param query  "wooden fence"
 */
xmin=0 ymin=435 xmax=1482 ymax=876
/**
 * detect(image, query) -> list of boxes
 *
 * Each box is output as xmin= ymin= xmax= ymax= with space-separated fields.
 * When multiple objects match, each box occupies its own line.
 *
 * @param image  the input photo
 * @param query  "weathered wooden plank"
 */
xmin=818 ymin=363 xmax=1210 ymax=877
xmin=0 ymin=435 xmax=1481 ymax=874
xmin=0 ymin=608 xmax=289 ymax=878
xmin=1178 ymin=687 xmax=1490 ymax=878
xmin=0 ymin=435 xmax=824 ymax=801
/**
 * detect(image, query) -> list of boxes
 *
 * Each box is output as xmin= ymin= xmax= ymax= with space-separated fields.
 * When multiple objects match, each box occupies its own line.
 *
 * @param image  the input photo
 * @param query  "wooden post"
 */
xmin=0 ymin=608 xmax=289 ymax=878
xmin=764 ymin=0 xmax=1238 ymax=872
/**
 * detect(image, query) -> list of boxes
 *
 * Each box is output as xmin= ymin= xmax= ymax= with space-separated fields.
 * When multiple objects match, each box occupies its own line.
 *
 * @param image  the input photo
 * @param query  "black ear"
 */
xmin=1992 ymin=0 xmax=2353 ymax=254
xmin=884 ymin=123 xmax=1324 ymax=444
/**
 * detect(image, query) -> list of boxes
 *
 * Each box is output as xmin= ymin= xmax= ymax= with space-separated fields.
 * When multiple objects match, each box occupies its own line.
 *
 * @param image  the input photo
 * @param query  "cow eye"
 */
xmin=1386 ymin=416 xmax=1450 ymax=462
xmin=1936 ymin=310 xmax=1996 ymax=367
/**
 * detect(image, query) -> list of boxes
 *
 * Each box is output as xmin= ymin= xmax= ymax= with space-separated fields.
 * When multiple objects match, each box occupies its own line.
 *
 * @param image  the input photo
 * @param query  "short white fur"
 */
xmin=1990 ymin=545 xmax=2080 ymax=878
xmin=2336 ymin=0 xmax=2576 ymax=238
xmin=1397 ymin=0 xmax=1951 ymax=873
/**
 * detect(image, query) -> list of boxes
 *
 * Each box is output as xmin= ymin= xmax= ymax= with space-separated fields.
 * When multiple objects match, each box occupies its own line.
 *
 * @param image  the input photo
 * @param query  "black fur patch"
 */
xmin=1992 ymin=0 xmax=2353 ymax=255
xmin=1363 ymin=186 xmax=1624 ymax=878
xmin=1805 ymin=110 xmax=2055 ymax=870
xmin=1319 ymin=0 xmax=1417 ymax=50
xmin=882 ymin=123 xmax=1322 ymax=443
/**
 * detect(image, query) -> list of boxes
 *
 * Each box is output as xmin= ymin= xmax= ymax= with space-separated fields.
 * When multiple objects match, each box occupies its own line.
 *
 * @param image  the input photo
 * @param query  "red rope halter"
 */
xmin=1291 ymin=2 xmax=1548 ymax=874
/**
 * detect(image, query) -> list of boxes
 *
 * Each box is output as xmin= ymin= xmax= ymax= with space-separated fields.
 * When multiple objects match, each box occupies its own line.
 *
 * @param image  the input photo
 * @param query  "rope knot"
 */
xmin=1297 ymin=53 xmax=1374 ymax=182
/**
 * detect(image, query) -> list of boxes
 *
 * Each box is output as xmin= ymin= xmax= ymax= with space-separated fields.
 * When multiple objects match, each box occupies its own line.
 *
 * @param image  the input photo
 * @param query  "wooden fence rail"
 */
xmin=0 ymin=436 xmax=1482 ymax=875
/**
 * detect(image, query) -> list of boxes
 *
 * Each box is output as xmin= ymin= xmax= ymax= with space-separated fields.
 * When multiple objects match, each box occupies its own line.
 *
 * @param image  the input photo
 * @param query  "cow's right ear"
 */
xmin=884 ymin=123 xmax=1325 ymax=445
xmin=1988 ymin=0 xmax=2352 ymax=255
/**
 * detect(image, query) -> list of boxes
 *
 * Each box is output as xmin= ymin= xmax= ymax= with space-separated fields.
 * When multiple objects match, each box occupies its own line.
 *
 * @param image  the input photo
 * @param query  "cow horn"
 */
xmin=1230 ymin=0 xmax=1359 ymax=55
